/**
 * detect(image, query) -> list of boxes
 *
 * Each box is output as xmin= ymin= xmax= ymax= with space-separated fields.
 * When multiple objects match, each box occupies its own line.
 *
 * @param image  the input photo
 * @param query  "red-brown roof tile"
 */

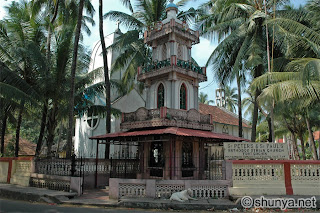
xmin=4 ymin=136 xmax=36 ymax=156
xmin=314 ymin=131 xmax=320 ymax=140
xmin=90 ymin=127 xmax=250 ymax=141
xmin=198 ymin=103 xmax=251 ymax=128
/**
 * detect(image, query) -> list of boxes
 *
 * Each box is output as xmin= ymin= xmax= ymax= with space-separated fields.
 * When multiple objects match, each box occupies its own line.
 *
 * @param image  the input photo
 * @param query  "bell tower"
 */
xmin=216 ymin=85 xmax=226 ymax=107
xmin=137 ymin=0 xmax=207 ymax=110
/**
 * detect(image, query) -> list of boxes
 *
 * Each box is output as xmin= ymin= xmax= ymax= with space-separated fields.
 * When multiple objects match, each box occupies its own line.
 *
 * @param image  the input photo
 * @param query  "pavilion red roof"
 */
xmin=89 ymin=127 xmax=249 ymax=142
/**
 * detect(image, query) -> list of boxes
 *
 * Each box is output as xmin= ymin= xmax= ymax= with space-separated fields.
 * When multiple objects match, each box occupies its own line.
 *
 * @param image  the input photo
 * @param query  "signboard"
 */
xmin=224 ymin=142 xmax=289 ymax=160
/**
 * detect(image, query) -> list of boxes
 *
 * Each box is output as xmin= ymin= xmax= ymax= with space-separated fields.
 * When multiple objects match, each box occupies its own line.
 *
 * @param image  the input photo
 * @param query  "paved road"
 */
xmin=0 ymin=198 xmax=212 ymax=213
xmin=1 ymin=198 xmax=319 ymax=213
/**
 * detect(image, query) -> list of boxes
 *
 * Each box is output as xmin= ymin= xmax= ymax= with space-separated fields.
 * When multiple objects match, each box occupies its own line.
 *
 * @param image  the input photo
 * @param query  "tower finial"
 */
xmin=116 ymin=20 xmax=120 ymax=30
xmin=170 ymin=0 xmax=173 ymax=3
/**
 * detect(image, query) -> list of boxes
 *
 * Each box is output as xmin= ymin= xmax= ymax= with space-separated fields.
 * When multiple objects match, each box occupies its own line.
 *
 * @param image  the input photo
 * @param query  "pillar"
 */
xmin=198 ymin=139 xmax=205 ymax=179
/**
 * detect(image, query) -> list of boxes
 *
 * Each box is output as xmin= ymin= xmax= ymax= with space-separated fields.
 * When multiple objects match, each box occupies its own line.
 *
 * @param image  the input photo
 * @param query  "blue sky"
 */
xmin=0 ymin=0 xmax=308 ymax=108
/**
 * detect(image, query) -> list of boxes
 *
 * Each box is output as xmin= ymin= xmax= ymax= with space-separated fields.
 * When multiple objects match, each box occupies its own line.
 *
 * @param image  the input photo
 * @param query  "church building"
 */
xmin=74 ymin=1 xmax=251 ymax=160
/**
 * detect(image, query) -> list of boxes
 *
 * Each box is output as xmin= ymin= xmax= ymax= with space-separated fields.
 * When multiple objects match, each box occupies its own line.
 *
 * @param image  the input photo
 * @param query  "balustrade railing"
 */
xmin=122 ymin=107 xmax=212 ymax=126
xmin=166 ymin=108 xmax=188 ymax=120
xmin=110 ymin=179 xmax=229 ymax=199
xmin=200 ymin=114 xmax=211 ymax=124
xmin=232 ymin=164 xmax=284 ymax=184
xmin=139 ymin=58 xmax=204 ymax=75
xmin=176 ymin=59 xmax=203 ymax=74
xmin=145 ymin=21 xmax=199 ymax=43
xmin=34 ymin=157 xmax=139 ymax=178
xmin=229 ymin=160 xmax=320 ymax=196
xmin=122 ymin=108 xmax=161 ymax=123
xmin=291 ymin=164 xmax=320 ymax=182
xmin=141 ymin=59 xmax=171 ymax=73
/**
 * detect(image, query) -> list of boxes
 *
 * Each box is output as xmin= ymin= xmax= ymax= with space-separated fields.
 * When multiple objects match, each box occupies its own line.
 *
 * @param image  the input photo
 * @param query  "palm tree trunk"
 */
xmin=35 ymin=104 xmax=47 ymax=157
xmin=236 ymin=72 xmax=242 ymax=138
xmin=267 ymin=116 xmax=272 ymax=142
xmin=1 ymin=107 xmax=8 ymax=156
xmin=15 ymin=106 xmax=23 ymax=157
xmin=290 ymin=132 xmax=299 ymax=160
xmin=38 ymin=0 xmax=59 ymax=158
xmin=284 ymin=117 xmax=300 ymax=159
xmin=56 ymin=122 xmax=64 ymax=157
xmin=251 ymin=63 xmax=263 ymax=142
xmin=270 ymin=102 xmax=275 ymax=142
xmin=251 ymin=88 xmax=260 ymax=142
xmin=263 ymin=0 xmax=271 ymax=73
xmin=99 ymin=0 xmax=111 ymax=159
xmin=46 ymin=0 xmax=59 ymax=61
xmin=305 ymin=117 xmax=318 ymax=160
xmin=66 ymin=0 xmax=85 ymax=159
xmin=46 ymin=105 xmax=58 ymax=157
xmin=297 ymin=132 xmax=306 ymax=160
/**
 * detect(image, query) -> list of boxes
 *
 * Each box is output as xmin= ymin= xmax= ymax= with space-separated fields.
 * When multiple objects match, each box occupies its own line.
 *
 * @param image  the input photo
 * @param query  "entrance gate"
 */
xmin=205 ymin=145 xmax=224 ymax=180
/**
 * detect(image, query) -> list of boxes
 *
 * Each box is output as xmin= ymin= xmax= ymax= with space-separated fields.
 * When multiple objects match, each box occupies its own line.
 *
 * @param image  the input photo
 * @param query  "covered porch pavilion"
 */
xmin=90 ymin=127 xmax=248 ymax=187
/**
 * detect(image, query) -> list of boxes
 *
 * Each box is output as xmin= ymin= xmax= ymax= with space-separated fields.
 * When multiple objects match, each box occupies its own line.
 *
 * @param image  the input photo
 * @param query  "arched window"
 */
xmin=157 ymin=83 xmax=165 ymax=108
xmin=86 ymin=106 xmax=99 ymax=129
xmin=222 ymin=125 xmax=229 ymax=134
xmin=180 ymin=84 xmax=187 ymax=110
xmin=177 ymin=44 xmax=183 ymax=59
xmin=162 ymin=44 xmax=167 ymax=60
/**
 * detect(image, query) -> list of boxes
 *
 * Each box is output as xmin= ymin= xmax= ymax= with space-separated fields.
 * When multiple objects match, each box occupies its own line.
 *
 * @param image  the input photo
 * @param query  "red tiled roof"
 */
xmin=314 ymin=131 xmax=320 ymax=140
xmin=198 ymin=103 xmax=251 ymax=128
xmin=4 ymin=136 xmax=36 ymax=156
xmin=90 ymin=127 xmax=249 ymax=141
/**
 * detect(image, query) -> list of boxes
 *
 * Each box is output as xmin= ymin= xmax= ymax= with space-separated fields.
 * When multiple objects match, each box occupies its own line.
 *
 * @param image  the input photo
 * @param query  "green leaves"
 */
xmin=104 ymin=11 xmax=144 ymax=30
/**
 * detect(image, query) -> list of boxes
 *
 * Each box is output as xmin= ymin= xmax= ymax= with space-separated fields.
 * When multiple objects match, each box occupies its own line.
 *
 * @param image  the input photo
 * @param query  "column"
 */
xmin=164 ymin=140 xmax=171 ymax=180
xmin=194 ymin=79 xmax=199 ymax=110
xmin=145 ymin=80 xmax=151 ymax=109
xmin=193 ymin=139 xmax=199 ymax=179
xmin=198 ymin=140 xmax=205 ymax=179
xmin=174 ymin=138 xmax=182 ymax=179
xmin=171 ymin=80 xmax=176 ymax=109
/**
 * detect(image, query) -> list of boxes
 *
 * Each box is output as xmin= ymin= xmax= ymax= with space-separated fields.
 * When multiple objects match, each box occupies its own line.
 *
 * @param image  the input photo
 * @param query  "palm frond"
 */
xmin=104 ymin=11 xmax=144 ymax=30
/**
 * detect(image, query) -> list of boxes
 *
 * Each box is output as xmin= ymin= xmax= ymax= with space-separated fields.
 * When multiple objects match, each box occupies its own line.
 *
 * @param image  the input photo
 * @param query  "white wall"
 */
xmin=147 ymin=79 xmax=196 ymax=110
xmin=213 ymin=123 xmax=251 ymax=141
xmin=88 ymin=31 xmax=123 ymax=102
xmin=74 ymin=89 xmax=145 ymax=158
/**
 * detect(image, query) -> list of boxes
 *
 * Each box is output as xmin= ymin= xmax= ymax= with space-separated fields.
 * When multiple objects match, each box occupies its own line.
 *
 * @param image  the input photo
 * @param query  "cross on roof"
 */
xmin=116 ymin=20 xmax=120 ymax=30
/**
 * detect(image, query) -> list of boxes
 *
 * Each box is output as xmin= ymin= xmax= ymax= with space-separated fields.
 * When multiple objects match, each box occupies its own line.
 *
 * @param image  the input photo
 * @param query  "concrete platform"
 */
xmin=1 ymin=184 xmax=319 ymax=211
xmin=0 ymin=183 xmax=77 ymax=203
xmin=0 ymin=184 xmax=240 ymax=210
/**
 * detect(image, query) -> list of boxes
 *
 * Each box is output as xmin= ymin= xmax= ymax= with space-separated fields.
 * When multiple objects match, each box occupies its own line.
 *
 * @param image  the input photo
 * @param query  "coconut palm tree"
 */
xmin=0 ymin=0 xmax=46 ymax=156
xmin=198 ymin=92 xmax=214 ymax=105
xmin=29 ymin=0 xmax=95 ymax=157
xmin=0 ymin=0 xmax=100 ymax=157
xmin=251 ymin=0 xmax=320 ymax=159
xmin=197 ymin=0 xmax=273 ymax=138
xmin=224 ymin=85 xmax=238 ymax=113
xmin=66 ymin=0 xmax=85 ymax=158
xmin=252 ymin=59 xmax=320 ymax=160
xmin=197 ymin=0 xmax=317 ymax=140
xmin=0 ymin=62 xmax=39 ymax=156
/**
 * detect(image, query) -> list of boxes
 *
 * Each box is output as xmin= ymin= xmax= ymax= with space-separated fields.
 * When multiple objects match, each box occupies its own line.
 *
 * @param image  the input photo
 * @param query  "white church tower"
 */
xmin=215 ymin=85 xmax=226 ymax=107
xmin=137 ymin=0 xmax=206 ymax=111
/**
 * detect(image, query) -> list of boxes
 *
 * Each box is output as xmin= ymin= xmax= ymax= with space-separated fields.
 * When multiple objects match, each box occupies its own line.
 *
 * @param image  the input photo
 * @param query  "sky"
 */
xmin=0 ymin=0 xmax=308 ymax=108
